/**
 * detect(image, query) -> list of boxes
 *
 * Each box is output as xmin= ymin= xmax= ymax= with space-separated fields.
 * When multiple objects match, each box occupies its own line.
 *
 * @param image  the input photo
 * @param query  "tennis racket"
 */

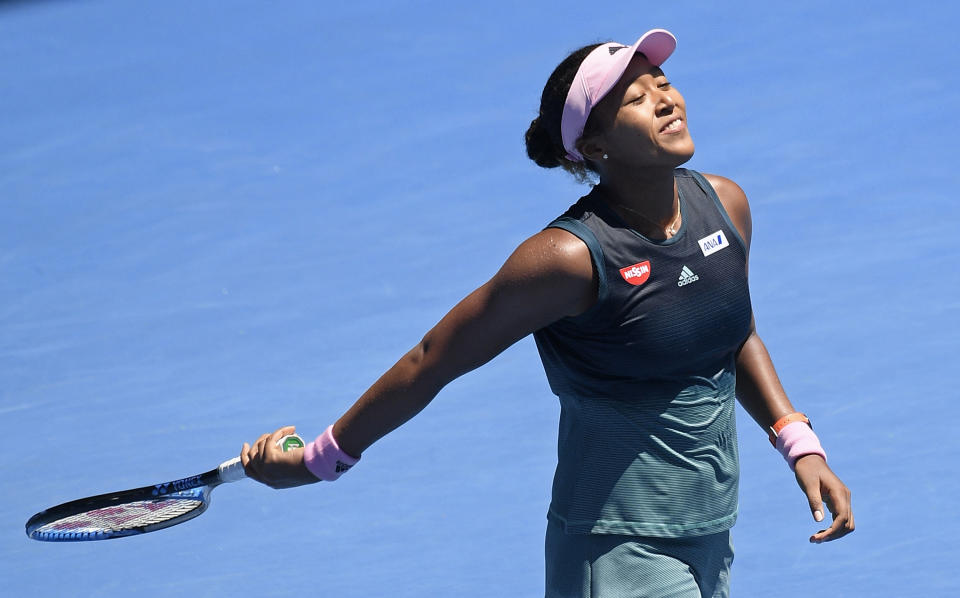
xmin=25 ymin=434 xmax=304 ymax=542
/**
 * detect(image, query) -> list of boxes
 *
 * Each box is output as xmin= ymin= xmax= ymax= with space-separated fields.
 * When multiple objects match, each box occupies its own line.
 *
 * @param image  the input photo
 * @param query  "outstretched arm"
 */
xmin=332 ymin=226 xmax=596 ymax=457
xmin=706 ymin=173 xmax=855 ymax=543
xmin=241 ymin=227 xmax=596 ymax=487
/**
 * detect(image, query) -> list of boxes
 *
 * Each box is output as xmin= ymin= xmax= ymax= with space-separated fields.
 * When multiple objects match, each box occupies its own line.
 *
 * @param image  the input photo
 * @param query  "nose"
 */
xmin=655 ymin=90 xmax=676 ymax=115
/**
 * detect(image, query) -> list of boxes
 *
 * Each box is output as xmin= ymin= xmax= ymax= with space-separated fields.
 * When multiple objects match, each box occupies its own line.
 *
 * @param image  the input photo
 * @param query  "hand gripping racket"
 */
xmin=25 ymin=434 xmax=304 ymax=542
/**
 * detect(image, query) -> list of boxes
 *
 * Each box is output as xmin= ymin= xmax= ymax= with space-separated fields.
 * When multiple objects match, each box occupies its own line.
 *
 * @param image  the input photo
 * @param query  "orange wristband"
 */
xmin=768 ymin=412 xmax=810 ymax=446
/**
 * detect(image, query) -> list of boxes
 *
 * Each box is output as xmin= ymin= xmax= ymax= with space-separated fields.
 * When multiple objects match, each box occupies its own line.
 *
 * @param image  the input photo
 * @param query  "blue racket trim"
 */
xmin=28 ymin=488 xmax=210 ymax=542
xmin=27 ymin=434 xmax=302 ymax=541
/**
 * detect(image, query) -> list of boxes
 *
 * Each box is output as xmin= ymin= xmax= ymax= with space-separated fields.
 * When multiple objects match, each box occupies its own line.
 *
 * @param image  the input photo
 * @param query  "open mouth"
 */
xmin=660 ymin=118 xmax=684 ymax=134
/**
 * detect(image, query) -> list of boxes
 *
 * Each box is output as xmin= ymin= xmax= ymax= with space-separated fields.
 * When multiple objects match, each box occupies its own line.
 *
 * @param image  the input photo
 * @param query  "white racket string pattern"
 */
xmin=26 ymin=434 xmax=303 ymax=542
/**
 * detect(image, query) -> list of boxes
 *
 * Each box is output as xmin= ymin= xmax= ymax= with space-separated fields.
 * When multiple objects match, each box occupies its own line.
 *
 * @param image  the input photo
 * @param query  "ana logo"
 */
xmin=608 ymin=45 xmax=629 ymax=55
xmin=619 ymin=260 xmax=651 ymax=286
xmin=698 ymin=230 xmax=729 ymax=257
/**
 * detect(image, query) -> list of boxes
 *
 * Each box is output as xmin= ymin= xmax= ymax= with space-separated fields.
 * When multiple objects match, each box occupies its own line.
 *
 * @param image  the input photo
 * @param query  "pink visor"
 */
xmin=560 ymin=29 xmax=677 ymax=162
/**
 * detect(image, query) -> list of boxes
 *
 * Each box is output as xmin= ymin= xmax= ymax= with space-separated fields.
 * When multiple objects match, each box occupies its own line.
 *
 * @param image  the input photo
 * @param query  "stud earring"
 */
xmin=603 ymin=154 xmax=608 ymax=160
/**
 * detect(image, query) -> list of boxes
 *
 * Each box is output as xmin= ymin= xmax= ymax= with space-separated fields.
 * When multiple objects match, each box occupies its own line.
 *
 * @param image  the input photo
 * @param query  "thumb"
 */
xmin=805 ymin=486 xmax=825 ymax=522
xmin=796 ymin=459 xmax=826 ymax=523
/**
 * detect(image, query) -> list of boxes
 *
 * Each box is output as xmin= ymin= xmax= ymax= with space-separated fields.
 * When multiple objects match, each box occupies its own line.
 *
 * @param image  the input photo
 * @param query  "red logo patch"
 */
xmin=619 ymin=261 xmax=651 ymax=286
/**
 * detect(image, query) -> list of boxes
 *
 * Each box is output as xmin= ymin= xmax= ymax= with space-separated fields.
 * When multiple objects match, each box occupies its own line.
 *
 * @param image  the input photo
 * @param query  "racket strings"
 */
xmin=34 ymin=496 xmax=204 ymax=539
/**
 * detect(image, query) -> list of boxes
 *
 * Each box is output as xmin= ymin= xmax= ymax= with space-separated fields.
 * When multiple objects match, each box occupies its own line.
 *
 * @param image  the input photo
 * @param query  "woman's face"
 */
xmin=586 ymin=54 xmax=695 ymax=169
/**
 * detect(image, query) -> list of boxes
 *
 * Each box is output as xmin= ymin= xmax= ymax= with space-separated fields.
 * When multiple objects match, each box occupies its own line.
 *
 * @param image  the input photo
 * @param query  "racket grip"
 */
xmin=219 ymin=456 xmax=246 ymax=483
xmin=219 ymin=433 xmax=305 ymax=483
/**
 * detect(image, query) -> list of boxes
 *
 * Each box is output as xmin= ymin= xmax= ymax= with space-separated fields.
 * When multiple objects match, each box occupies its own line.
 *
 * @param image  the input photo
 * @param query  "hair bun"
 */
xmin=524 ymin=43 xmax=602 ymax=182
xmin=525 ymin=116 xmax=563 ymax=169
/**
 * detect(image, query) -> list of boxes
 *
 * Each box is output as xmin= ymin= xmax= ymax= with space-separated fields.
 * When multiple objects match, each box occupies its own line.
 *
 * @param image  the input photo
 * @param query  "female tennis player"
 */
xmin=241 ymin=28 xmax=854 ymax=597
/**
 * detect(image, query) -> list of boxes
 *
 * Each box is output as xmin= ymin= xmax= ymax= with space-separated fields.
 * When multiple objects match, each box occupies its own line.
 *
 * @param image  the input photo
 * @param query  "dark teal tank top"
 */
xmin=533 ymin=168 xmax=752 ymax=537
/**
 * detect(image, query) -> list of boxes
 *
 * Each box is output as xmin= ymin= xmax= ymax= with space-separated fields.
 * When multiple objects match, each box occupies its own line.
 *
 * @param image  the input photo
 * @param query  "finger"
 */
xmin=267 ymin=427 xmax=289 ymax=453
xmin=809 ymin=511 xmax=840 ymax=543
xmin=251 ymin=434 xmax=272 ymax=478
xmin=810 ymin=512 xmax=850 ymax=542
xmin=241 ymin=442 xmax=265 ymax=482
xmin=273 ymin=425 xmax=298 ymax=447
xmin=253 ymin=432 xmax=271 ymax=456
xmin=811 ymin=489 xmax=854 ymax=542
xmin=810 ymin=486 xmax=851 ymax=542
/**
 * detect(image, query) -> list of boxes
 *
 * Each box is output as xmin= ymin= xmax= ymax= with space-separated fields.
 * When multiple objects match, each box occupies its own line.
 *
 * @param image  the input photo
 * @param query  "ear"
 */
xmin=575 ymin=135 xmax=605 ymax=163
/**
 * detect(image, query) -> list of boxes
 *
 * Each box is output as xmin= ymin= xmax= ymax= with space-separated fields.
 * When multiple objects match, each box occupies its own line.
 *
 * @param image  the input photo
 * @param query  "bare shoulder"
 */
xmin=702 ymin=173 xmax=752 ymax=249
xmin=493 ymin=226 xmax=597 ymax=317
xmin=497 ymin=227 xmax=593 ymax=279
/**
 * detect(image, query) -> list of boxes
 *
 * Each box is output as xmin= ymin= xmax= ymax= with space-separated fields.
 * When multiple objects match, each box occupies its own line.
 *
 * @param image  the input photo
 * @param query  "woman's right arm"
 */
xmin=242 ymin=227 xmax=596 ymax=487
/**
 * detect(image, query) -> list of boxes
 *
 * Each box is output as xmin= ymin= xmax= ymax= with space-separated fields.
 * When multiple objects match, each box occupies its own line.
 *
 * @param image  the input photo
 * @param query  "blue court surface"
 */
xmin=2 ymin=1 xmax=957 ymax=596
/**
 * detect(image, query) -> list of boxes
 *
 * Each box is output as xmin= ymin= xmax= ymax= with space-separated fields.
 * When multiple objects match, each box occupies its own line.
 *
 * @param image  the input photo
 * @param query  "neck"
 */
xmin=597 ymin=166 xmax=679 ymax=235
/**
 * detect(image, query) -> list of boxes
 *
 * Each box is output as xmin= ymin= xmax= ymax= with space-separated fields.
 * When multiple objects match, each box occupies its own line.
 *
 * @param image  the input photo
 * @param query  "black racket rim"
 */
xmin=26 ymin=466 xmax=222 ymax=541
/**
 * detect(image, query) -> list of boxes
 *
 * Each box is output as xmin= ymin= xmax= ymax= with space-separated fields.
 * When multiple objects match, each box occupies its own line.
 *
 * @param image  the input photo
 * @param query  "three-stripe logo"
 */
xmin=677 ymin=265 xmax=699 ymax=287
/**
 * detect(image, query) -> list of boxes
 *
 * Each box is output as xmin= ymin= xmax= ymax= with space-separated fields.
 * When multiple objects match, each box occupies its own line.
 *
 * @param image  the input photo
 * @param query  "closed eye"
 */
xmin=658 ymin=81 xmax=672 ymax=89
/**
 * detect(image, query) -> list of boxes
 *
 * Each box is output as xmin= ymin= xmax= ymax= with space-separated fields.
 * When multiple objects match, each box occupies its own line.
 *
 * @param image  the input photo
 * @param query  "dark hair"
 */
xmin=525 ymin=43 xmax=604 ymax=182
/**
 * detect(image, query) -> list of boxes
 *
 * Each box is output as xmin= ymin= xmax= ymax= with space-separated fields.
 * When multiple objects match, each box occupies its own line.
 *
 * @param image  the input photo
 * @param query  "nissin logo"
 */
xmin=619 ymin=261 xmax=651 ymax=286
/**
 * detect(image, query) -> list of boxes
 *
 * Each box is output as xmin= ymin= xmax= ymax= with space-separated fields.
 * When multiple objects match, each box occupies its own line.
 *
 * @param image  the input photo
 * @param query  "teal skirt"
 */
xmin=545 ymin=514 xmax=734 ymax=598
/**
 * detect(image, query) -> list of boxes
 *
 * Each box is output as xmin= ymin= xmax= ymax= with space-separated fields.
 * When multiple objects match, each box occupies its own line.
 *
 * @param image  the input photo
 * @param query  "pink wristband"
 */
xmin=775 ymin=421 xmax=827 ymax=470
xmin=303 ymin=425 xmax=360 ymax=481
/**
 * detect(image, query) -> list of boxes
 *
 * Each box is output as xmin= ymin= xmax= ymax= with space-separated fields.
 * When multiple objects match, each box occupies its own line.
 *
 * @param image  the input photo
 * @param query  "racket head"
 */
xmin=26 ymin=432 xmax=304 ymax=541
xmin=26 ymin=486 xmax=212 ymax=542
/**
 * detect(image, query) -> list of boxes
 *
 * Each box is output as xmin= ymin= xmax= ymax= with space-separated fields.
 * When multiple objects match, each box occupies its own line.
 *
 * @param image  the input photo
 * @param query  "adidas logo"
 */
xmin=677 ymin=265 xmax=699 ymax=287
xmin=335 ymin=461 xmax=353 ymax=474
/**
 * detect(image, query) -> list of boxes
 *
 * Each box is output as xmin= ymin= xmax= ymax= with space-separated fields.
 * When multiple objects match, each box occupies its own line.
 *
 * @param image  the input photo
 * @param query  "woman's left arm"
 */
xmin=704 ymin=173 xmax=855 ymax=543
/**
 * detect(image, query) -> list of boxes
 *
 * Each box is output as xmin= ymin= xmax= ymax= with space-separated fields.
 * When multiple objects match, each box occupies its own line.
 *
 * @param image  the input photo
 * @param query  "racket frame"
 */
xmin=26 ymin=434 xmax=302 ymax=541
xmin=25 ymin=465 xmax=224 ymax=541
